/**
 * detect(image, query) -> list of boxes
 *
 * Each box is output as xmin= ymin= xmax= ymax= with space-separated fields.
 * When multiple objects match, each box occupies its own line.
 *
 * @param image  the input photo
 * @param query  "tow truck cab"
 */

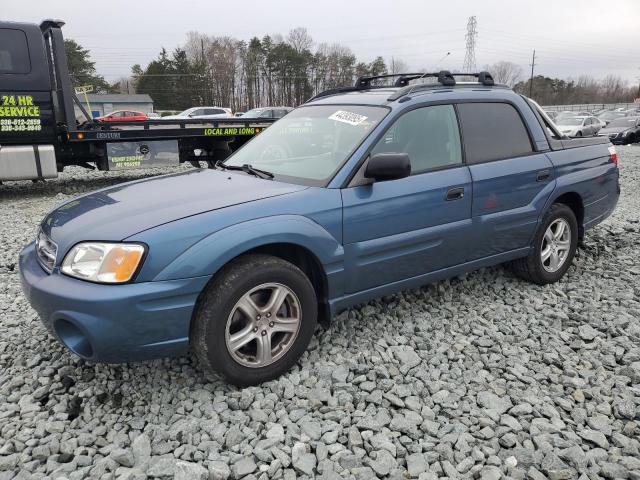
xmin=0 ymin=21 xmax=58 ymax=180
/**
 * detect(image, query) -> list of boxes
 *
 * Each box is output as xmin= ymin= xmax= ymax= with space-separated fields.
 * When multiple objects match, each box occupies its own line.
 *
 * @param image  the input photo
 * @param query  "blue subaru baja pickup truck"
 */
xmin=20 ymin=71 xmax=620 ymax=385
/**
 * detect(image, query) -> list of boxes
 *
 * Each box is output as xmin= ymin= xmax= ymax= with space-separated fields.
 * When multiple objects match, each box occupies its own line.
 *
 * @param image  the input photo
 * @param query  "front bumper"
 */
xmin=19 ymin=242 xmax=211 ymax=362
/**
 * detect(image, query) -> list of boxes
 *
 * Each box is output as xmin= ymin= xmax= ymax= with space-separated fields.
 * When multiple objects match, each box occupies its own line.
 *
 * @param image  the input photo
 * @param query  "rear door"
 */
xmin=456 ymin=102 xmax=555 ymax=261
xmin=342 ymin=104 xmax=473 ymax=293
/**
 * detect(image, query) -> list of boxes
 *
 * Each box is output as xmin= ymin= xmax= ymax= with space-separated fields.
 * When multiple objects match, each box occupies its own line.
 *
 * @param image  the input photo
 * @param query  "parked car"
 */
xmin=20 ymin=73 xmax=620 ymax=385
xmin=597 ymin=116 xmax=640 ymax=144
xmin=161 ymin=107 xmax=232 ymax=120
xmin=241 ymin=107 xmax=293 ymax=119
xmin=554 ymin=115 xmax=602 ymax=137
xmin=96 ymin=110 xmax=149 ymax=122
xmin=597 ymin=110 xmax=628 ymax=126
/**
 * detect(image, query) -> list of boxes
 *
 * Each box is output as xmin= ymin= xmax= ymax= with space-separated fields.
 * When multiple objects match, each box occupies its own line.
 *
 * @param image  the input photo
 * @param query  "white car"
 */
xmin=162 ymin=107 xmax=232 ymax=120
xmin=554 ymin=115 xmax=602 ymax=137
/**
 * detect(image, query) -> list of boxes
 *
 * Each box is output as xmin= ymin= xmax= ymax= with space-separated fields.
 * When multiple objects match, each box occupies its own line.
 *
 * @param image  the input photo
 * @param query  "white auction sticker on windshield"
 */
xmin=328 ymin=110 xmax=368 ymax=126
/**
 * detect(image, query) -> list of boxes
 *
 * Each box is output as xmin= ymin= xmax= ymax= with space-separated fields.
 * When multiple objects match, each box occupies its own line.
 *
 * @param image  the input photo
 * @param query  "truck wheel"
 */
xmin=191 ymin=254 xmax=317 ymax=386
xmin=512 ymin=203 xmax=578 ymax=285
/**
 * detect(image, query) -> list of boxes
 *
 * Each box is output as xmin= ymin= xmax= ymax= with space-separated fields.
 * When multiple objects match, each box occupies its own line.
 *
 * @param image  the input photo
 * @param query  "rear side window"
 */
xmin=0 ymin=29 xmax=30 ymax=74
xmin=370 ymin=104 xmax=462 ymax=174
xmin=457 ymin=103 xmax=533 ymax=164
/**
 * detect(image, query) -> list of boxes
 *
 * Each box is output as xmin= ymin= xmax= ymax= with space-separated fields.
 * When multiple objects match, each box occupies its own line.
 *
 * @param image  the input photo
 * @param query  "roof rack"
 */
xmin=387 ymin=71 xmax=499 ymax=101
xmin=306 ymin=70 xmax=497 ymax=102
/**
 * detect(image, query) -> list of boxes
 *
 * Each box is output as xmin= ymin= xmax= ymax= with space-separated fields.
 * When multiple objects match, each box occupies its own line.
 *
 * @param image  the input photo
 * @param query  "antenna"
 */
xmin=462 ymin=16 xmax=477 ymax=73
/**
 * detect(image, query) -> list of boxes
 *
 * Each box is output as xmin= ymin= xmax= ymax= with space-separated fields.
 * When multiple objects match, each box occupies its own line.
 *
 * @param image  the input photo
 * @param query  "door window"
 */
xmin=457 ymin=103 xmax=533 ymax=164
xmin=0 ymin=29 xmax=30 ymax=74
xmin=370 ymin=105 xmax=462 ymax=174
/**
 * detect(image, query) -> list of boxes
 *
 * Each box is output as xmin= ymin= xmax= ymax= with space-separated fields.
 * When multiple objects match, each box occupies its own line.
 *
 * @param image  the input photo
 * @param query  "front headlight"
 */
xmin=618 ymin=131 xmax=627 ymax=137
xmin=61 ymin=242 xmax=146 ymax=283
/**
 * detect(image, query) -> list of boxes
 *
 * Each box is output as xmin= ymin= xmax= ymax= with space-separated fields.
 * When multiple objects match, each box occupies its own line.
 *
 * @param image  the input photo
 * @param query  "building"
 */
xmin=74 ymin=94 xmax=154 ymax=119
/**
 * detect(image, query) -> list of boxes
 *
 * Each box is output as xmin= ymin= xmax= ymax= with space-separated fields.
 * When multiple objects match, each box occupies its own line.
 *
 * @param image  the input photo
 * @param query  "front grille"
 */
xmin=36 ymin=230 xmax=57 ymax=273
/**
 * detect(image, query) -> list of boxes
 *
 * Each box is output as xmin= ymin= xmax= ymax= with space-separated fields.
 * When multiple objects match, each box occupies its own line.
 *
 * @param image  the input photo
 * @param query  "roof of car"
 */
xmin=304 ymin=71 xmax=514 ymax=108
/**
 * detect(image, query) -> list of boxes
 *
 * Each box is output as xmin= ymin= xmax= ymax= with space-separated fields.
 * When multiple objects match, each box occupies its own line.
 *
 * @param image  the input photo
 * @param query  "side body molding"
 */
xmin=152 ymin=215 xmax=346 ymax=296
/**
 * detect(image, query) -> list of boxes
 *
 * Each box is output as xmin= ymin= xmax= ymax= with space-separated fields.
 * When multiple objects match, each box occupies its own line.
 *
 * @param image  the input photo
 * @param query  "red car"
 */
xmin=96 ymin=110 xmax=149 ymax=122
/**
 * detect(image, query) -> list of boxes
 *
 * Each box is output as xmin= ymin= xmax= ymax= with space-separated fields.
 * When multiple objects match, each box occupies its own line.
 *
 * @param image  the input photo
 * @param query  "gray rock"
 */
xmin=132 ymin=433 xmax=151 ymax=469
xmin=477 ymin=391 xmax=512 ymax=414
xmin=367 ymin=450 xmax=396 ymax=476
xmin=600 ymin=462 xmax=628 ymax=479
xmin=292 ymin=442 xmax=316 ymax=476
xmin=111 ymin=448 xmax=135 ymax=468
xmin=232 ymin=457 xmax=257 ymax=478
xmin=479 ymin=465 xmax=502 ymax=480
xmin=578 ymin=429 xmax=609 ymax=449
xmin=577 ymin=324 xmax=599 ymax=341
xmin=406 ymin=453 xmax=427 ymax=477
xmin=209 ymin=460 xmax=231 ymax=480
xmin=174 ymin=461 xmax=208 ymax=480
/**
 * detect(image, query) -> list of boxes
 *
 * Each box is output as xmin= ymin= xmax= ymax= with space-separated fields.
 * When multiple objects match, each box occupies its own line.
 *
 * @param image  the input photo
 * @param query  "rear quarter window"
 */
xmin=0 ymin=29 xmax=31 ymax=74
xmin=457 ymin=102 xmax=533 ymax=164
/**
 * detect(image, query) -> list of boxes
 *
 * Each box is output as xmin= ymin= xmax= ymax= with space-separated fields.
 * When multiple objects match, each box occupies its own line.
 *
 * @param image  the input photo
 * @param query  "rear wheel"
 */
xmin=191 ymin=254 xmax=317 ymax=386
xmin=512 ymin=203 xmax=578 ymax=285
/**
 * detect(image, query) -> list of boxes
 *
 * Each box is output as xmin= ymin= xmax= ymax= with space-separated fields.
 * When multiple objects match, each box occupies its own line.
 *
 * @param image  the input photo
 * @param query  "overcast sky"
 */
xmin=5 ymin=0 xmax=639 ymax=85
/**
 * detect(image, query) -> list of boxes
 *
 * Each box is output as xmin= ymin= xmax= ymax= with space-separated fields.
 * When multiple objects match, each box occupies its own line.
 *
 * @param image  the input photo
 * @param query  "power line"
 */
xmin=462 ymin=16 xmax=477 ymax=73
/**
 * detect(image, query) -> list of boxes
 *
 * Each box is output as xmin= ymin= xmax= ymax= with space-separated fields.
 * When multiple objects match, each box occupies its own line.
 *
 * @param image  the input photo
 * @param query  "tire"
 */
xmin=576 ymin=131 xmax=583 ymax=137
xmin=512 ymin=203 xmax=579 ymax=285
xmin=191 ymin=254 xmax=317 ymax=386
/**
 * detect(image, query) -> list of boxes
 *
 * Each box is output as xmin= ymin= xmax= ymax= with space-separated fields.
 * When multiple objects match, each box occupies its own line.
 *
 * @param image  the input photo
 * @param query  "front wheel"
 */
xmin=191 ymin=254 xmax=317 ymax=386
xmin=512 ymin=203 xmax=578 ymax=285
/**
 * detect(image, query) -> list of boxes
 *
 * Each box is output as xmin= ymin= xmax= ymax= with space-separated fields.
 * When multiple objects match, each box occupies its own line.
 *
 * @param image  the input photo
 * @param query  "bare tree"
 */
xmin=389 ymin=57 xmax=409 ymax=75
xmin=287 ymin=27 xmax=313 ymax=53
xmin=484 ymin=61 xmax=523 ymax=87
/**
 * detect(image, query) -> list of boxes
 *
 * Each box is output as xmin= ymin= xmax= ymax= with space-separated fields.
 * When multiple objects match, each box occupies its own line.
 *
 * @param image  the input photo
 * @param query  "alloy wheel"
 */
xmin=541 ymin=218 xmax=571 ymax=273
xmin=225 ymin=283 xmax=301 ymax=368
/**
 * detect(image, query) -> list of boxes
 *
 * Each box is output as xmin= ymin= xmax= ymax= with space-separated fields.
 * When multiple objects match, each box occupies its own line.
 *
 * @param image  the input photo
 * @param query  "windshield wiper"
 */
xmin=215 ymin=160 xmax=274 ymax=180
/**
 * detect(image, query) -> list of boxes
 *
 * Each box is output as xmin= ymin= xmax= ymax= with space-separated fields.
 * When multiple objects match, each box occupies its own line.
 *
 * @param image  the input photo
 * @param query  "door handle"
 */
xmin=536 ymin=169 xmax=551 ymax=182
xmin=445 ymin=187 xmax=465 ymax=201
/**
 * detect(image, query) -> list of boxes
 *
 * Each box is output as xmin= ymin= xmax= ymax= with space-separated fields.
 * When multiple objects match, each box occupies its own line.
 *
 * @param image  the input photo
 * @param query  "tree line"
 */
xmin=127 ymin=27 xmax=388 ymax=111
xmin=65 ymin=33 xmax=639 ymax=111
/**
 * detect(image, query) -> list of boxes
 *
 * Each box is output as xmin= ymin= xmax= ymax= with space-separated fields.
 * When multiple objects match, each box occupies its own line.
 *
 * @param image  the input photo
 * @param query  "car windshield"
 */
xmin=242 ymin=108 xmax=267 ymax=118
xmin=607 ymin=117 xmax=637 ymax=128
xmin=223 ymin=105 xmax=388 ymax=186
xmin=599 ymin=112 xmax=624 ymax=120
xmin=555 ymin=116 xmax=582 ymax=126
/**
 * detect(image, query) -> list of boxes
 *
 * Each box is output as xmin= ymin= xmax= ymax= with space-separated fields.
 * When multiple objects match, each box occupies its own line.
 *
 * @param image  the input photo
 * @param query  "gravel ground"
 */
xmin=1 ymin=147 xmax=639 ymax=480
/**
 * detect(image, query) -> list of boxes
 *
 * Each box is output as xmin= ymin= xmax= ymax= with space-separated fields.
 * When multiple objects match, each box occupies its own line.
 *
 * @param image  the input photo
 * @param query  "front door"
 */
xmin=341 ymin=104 xmax=473 ymax=294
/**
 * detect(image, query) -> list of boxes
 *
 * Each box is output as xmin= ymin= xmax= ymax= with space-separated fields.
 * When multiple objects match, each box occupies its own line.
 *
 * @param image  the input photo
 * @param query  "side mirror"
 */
xmin=365 ymin=153 xmax=411 ymax=182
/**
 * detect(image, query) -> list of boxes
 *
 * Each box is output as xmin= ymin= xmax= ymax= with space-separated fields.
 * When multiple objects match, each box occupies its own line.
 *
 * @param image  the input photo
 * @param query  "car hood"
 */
xmin=42 ymin=169 xmax=307 ymax=256
xmin=557 ymin=125 xmax=580 ymax=130
xmin=599 ymin=126 xmax=628 ymax=135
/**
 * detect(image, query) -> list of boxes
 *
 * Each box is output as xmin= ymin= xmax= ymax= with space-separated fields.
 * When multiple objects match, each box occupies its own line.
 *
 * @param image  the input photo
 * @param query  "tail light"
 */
xmin=608 ymin=146 xmax=618 ymax=166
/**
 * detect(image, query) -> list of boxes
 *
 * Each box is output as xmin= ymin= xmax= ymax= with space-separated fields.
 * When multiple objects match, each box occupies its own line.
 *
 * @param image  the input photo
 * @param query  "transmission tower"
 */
xmin=462 ymin=16 xmax=477 ymax=73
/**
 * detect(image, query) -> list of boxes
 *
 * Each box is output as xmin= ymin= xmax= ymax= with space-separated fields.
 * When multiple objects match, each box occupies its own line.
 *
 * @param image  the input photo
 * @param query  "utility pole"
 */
xmin=528 ymin=50 xmax=537 ymax=98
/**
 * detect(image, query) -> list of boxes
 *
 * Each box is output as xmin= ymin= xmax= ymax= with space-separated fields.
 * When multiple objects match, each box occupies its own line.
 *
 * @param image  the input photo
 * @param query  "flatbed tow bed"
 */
xmin=0 ymin=19 xmax=274 ymax=182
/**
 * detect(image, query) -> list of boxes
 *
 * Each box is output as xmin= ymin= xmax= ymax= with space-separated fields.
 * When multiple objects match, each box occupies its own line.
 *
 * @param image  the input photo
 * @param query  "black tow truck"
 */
xmin=0 ymin=19 xmax=274 ymax=182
